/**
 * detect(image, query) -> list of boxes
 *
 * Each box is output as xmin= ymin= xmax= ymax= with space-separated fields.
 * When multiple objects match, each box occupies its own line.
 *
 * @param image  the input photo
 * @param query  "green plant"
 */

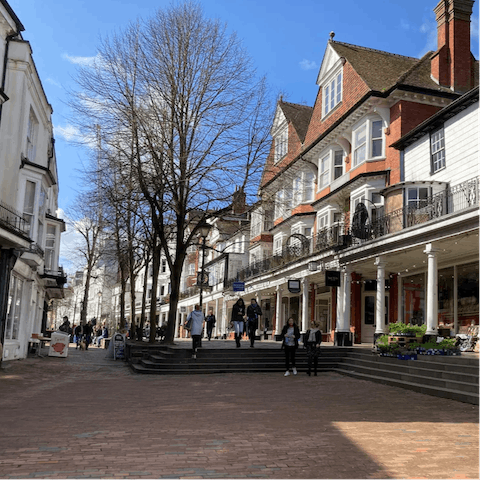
xmin=388 ymin=323 xmax=427 ymax=335
xmin=376 ymin=334 xmax=389 ymax=346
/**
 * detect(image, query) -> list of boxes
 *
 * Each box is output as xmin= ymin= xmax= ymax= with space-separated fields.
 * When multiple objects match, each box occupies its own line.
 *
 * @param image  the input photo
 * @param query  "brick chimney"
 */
xmin=232 ymin=187 xmax=246 ymax=214
xmin=431 ymin=0 xmax=475 ymax=92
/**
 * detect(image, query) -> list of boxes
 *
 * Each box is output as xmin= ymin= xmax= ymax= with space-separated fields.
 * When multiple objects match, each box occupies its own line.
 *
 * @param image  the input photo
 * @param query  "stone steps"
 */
xmin=127 ymin=345 xmax=479 ymax=404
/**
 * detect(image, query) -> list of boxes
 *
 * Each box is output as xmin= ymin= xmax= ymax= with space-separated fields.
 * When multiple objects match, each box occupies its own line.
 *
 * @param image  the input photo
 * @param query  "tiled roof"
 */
xmin=330 ymin=41 xmax=455 ymax=94
xmin=279 ymin=101 xmax=313 ymax=142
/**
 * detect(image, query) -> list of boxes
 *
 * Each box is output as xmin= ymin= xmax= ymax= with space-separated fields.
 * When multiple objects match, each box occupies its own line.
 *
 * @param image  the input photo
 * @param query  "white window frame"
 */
xmin=406 ymin=187 xmax=430 ymax=209
xmin=188 ymin=263 xmax=195 ymax=276
xmin=323 ymin=70 xmax=343 ymax=117
xmin=430 ymin=127 xmax=446 ymax=173
xmin=352 ymin=115 xmax=385 ymax=168
xmin=44 ymin=224 xmax=57 ymax=271
xmin=333 ymin=150 xmax=344 ymax=180
xmin=274 ymin=127 xmax=288 ymax=163
xmin=273 ymin=236 xmax=283 ymax=255
xmin=26 ymin=108 xmax=38 ymax=162
xmin=319 ymin=154 xmax=330 ymax=190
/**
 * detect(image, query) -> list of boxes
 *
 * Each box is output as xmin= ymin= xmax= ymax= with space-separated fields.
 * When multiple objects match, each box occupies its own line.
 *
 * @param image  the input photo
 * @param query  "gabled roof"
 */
xmin=330 ymin=41 xmax=455 ymax=94
xmin=278 ymin=100 xmax=313 ymax=142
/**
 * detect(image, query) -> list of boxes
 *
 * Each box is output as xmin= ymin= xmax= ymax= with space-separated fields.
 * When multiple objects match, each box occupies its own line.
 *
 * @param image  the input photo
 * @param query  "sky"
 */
xmin=6 ymin=0 xmax=479 ymax=271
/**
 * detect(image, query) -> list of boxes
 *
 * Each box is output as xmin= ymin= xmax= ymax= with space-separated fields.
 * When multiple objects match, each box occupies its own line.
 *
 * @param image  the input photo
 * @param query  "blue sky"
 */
xmin=6 ymin=0 xmax=479 ymax=268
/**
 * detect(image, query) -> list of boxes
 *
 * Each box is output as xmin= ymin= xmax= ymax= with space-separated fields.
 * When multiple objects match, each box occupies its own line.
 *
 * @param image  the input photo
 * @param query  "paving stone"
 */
xmin=0 ymin=344 xmax=478 ymax=479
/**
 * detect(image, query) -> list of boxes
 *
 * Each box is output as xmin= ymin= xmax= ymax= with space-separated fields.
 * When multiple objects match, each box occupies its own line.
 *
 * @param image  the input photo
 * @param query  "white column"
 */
xmin=301 ymin=278 xmax=309 ymax=332
xmin=336 ymin=273 xmax=345 ymax=332
xmin=255 ymin=294 xmax=261 ymax=336
xmin=453 ymin=265 xmax=458 ymax=334
xmin=174 ymin=311 xmax=181 ymax=339
xmin=424 ymin=243 xmax=439 ymax=335
xmin=215 ymin=298 xmax=219 ymax=338
xmin=275 ymin=285 xmax=283 ymax=335
xmin=342 ymin=267 xmax=351 ymax=332
xmin=397 ymin=274 xmax=403 ymax=323
xmin=375 ymin=257 xmax=387 ymax=335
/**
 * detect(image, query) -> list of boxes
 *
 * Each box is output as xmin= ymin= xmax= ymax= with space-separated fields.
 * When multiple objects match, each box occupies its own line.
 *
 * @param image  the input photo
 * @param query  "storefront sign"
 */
xmin=233 ymin=281 xmax=245 ymax=292
xmin=288 ymin=279 xmax=301 ymax=293
xmin=325 ymin=270 xmax=341 ymax=287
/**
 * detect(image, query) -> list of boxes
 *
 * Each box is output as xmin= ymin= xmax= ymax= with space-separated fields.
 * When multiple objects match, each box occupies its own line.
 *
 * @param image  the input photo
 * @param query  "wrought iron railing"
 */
xmin=28 ymin=243 xmax=45 ymax=257
xmin=0 ymin=200 xmax=30 ymax=238
xmin=364 ymin=176 xmax=479 ymax=242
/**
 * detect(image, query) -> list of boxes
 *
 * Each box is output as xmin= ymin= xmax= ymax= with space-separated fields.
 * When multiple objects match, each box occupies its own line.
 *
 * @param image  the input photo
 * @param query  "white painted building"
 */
xmin=0 ymin=0 xmax=65 ymax=361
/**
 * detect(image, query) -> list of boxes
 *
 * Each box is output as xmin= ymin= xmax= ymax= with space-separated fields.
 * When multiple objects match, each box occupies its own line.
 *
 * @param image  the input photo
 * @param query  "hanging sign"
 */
xmin=325 ymin=270 xmax=341 ymax=287
xmin=288 ymin=279 xmax=301 ymax=293
xmin=233 ymin=281 xmax=245 ymax=292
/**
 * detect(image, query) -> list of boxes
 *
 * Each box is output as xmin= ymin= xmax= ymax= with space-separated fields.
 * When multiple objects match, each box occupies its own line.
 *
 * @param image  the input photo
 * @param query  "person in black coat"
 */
xmin=304 ymin=320 xmax=322 ymax=376
xmin=231 ymin=298 xmax=246 ymax=347
xmin=83 ymin=321 xmax=93 ymax=350
xmin=205 ymin=310 xmax=216 ymax=341
xmin=246 ymin=298 xmax=262 ymax=348
xmin=281 ymin=317 xmax=301 ymax=376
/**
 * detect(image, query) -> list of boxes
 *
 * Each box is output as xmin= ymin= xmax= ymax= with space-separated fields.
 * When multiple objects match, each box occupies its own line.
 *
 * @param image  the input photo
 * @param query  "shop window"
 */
xmin=457 ymin=262 xmax=479 ymax=327
xmin=403 ymin=273 xmax=425 ymax=326
xmin=5 ymin=275 xmax=24 ymax=340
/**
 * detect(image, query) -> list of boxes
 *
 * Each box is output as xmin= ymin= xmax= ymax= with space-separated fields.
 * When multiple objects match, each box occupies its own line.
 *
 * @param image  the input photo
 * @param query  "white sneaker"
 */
xmin=292 ymin=367 xmax=297 ymax=375
xmin=284 ymin=371 xmax=290 ymax=376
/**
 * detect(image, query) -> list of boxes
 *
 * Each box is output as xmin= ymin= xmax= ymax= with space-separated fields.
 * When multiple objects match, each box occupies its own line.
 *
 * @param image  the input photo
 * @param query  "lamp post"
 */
xmin=97 ymin=291 xmax=102 ymax=324
xmin=197 ymin=222 xmax=211 ymax=309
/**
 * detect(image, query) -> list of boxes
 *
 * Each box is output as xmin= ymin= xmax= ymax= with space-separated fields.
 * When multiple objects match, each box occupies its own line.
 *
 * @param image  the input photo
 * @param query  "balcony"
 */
xmin=41 ymin=266 xmax=67 ymax=299
xmin=21 ymin=243 xmax=44 ymax=268
xmin=0 ymin=200 xmax=30 ymax=242
xmin=357 ymin=176 xmax=479 ymax=243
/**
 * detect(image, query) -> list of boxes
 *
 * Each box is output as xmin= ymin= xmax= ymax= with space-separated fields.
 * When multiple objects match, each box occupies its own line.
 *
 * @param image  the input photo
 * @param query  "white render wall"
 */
xmin=404 ymin=102 xmax=479 ymax=185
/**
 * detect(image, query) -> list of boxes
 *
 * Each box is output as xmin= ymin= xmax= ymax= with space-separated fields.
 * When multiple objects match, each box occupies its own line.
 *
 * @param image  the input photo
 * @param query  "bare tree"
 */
xmin=68 ymin=2 xmax=273 ymax=343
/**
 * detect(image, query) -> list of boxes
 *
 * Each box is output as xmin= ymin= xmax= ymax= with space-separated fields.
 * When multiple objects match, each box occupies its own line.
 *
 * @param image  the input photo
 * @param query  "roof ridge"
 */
xmin=332 ymin=40 xmax=419 ymax=61
xmin=396 ymin=50 xmax=435 ymax=84
xmin=280 ymin=100 xmax=313 ymax=109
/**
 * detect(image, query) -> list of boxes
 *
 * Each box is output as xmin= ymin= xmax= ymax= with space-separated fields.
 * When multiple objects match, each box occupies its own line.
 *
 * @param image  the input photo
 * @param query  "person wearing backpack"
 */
xmin=246 ymin=298 xmax=262 ymax=348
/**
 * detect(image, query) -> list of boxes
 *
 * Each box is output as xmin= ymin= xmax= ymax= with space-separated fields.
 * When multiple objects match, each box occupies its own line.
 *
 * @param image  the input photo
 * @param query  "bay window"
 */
xmin=5 ymin=275 xmax=24 ymax=340
xmin=26 ymin=109 xmax=38 ymax=161
xmin=23 ymin=180 xmax=36 ymax=237
xmin=319 ymin=154 xmax=330 ymax=189
xmin=352 ymin=116 xmax=385 ymax=167
xmin=333 ymin=150 xmax=344 ymax=180
xmin=44 ymin=224 xmax=56 ymax=271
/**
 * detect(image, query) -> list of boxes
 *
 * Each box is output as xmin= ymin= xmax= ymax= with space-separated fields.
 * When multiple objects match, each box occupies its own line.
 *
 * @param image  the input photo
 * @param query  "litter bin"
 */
xmin=48 ymin=332 xmax=70 ymax=357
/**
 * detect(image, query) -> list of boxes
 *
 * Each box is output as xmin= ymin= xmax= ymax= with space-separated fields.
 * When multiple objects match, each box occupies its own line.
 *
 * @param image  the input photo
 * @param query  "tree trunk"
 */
xmin=148 ymin=239 xmax=161 ymax=343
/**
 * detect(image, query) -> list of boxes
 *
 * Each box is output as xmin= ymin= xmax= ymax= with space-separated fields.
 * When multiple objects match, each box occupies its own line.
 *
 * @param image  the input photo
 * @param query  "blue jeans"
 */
xmin=233 ymin=321 xmax=244 ymax=335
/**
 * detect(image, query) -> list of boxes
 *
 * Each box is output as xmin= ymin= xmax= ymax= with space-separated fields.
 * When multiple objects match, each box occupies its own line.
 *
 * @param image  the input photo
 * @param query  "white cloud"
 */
xmin=418 ymin=20 xmax=438 ymax=57
xmin=54 ymin=124 xmax=81 ymax=142
xmin=46 ymin=77 xmax=62 ymax=88
xmin=400 ymin=19 xmax=411 ymax=30
xmin=299 ymin=59 xmax=318 ymax=71
xmin=62 ymin=53 xmax=99 ymax=67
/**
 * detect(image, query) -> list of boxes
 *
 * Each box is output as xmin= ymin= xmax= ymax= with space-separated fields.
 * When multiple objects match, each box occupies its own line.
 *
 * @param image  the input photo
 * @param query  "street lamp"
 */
xmin=197 ymin=221 xmax=211 ymax=309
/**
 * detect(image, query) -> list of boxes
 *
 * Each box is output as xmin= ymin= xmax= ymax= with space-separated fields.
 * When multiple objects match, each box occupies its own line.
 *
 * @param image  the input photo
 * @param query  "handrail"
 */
xmin=0 ymin=200 xmax=30 ymax=238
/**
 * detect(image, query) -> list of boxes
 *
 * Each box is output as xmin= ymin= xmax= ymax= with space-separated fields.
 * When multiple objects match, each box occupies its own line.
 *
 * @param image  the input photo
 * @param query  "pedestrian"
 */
xmin=304 ymin=320 xmax=322 ymax=376
xmin=246 ymin=298 xmax=262 ymax=348
xmin=185 ymin=304 xmax=204 ymax=358
xmin=93 ymin=325 xmax=102 ymax=346
xmin=74 ymin=324 xmax=83 ymax=349
xmin=83 ymin=321 xmax=93 ymax=350
xmin=231 ymin=298 xmax=246 ymax=348
xmin=205 ymin=309 xmax=216 ymax=341
xmin=281 ymin=317 xmax=301 ymax=376
xmin=59 ymin=316 xmax=70 ymax=334
xmin=97 ymin=324 xmax=109 ymax=347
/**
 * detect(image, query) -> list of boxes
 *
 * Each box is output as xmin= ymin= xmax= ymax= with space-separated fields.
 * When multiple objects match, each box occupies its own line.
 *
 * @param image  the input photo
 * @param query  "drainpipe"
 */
xmin=0 ymin=33 xmax=18 ymax=127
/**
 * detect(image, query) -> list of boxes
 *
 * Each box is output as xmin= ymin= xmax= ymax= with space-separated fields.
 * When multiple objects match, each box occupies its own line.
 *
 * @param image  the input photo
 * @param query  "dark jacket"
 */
xmin=304 ymin=329 xmax=322 ymax=345
xmin=281 ymin=323 xmax=301 ymax=349
xmin=206 ymin=314 xmax=216 ymax=326
xmin=231 ymin=303 xmax=245 ymax=322
xmin=83 ymin=324 xmax=93 ymax=336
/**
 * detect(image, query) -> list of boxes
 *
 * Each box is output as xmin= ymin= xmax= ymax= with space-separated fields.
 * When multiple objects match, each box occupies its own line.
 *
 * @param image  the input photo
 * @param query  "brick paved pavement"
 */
xmin=0 ymin=342 xmax=478 ymax=479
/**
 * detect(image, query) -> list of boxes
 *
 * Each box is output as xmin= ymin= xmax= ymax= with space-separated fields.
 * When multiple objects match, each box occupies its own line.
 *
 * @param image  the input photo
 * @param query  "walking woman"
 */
xmin=304 ymin=320 xmax=322 ymax=376
xmin=281 ymin=317 xmax=301 ymax=376
xmin=231 ymin=298 xmax=246 ymax=347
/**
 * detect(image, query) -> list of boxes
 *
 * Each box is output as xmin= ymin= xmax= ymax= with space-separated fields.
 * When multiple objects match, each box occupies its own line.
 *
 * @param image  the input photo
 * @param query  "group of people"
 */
xmin=184 ymin=299 xmax=322 ymax=376
xmin=58 ymin=316 xmax=109 ymax=350
xmin=231 ymin=298 xmax=262 ymax=348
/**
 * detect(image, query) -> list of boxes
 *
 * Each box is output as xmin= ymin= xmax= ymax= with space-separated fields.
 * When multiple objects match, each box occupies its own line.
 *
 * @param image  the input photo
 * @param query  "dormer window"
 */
xmin=274 ymin=127 xmax=288 ymax=163
xmin=323 ymin=71 xmax=342 ymax=117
